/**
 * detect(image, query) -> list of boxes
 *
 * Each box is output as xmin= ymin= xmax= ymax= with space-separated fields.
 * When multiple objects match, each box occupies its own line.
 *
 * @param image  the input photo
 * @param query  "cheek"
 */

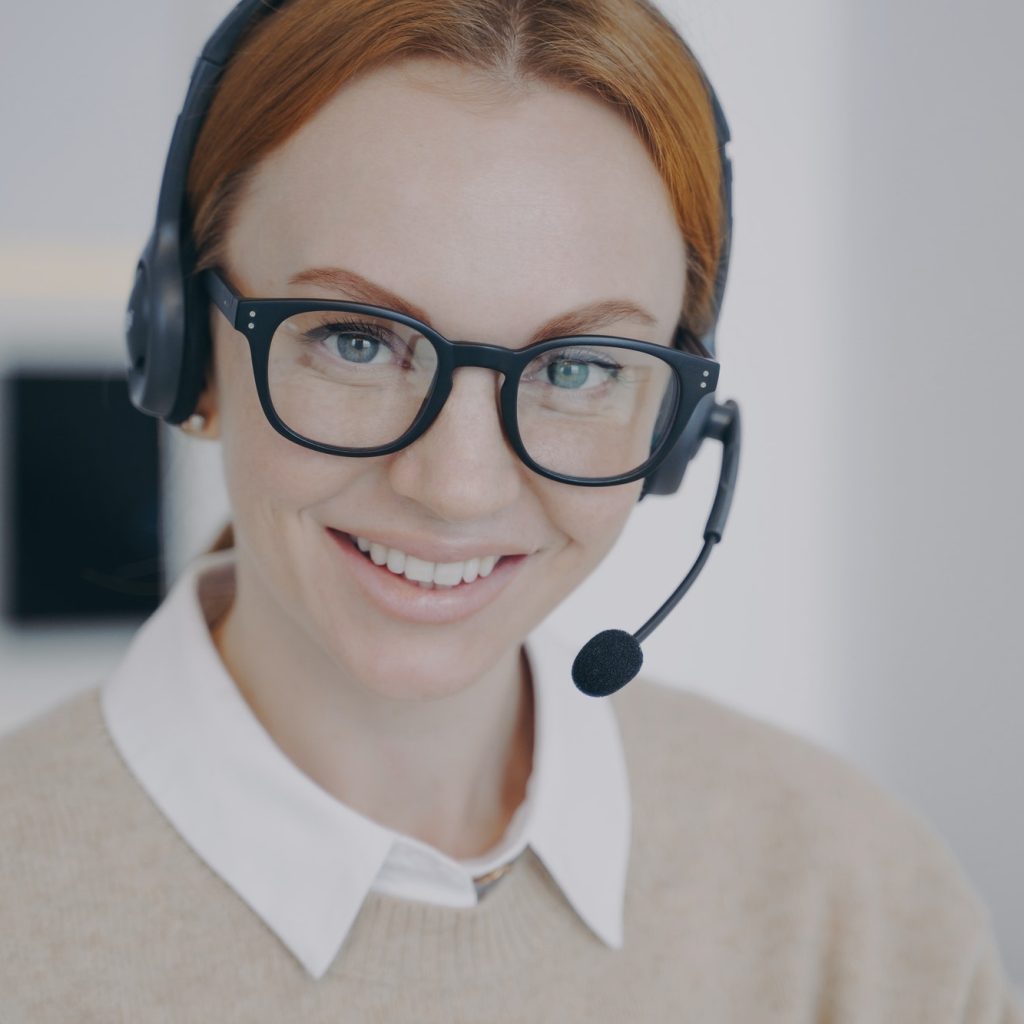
xmin=212 ymin=331 xmax=355 ymax=525
xmin=539 ymin=480 xmax=642 ymax=567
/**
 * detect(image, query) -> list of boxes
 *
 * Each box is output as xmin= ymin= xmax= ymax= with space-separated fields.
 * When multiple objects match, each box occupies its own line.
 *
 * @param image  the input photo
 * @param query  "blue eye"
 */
xmin=306 ymin=321 xmax=397 ymax=365
xmin=335 ymin=334 xmax=381 ymax=364
xmin=541 ymin=351 xmax=621 ymax=390
xmin=547 ymin=359 xmax=590 ymax=389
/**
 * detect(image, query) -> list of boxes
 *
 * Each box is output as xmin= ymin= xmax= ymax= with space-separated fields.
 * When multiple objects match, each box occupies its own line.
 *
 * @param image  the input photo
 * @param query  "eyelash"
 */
xmin=308 ymin=320 xmax=394 ymax=341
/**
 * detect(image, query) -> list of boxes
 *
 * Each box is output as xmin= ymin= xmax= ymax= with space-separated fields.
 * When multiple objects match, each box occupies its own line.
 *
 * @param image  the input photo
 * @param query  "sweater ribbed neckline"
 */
xmin=330 ymin=846 xmax=593 ymax=982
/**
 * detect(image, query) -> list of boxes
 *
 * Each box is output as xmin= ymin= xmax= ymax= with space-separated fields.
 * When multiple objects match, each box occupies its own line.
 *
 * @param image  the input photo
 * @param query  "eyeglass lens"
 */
xmin=267 ymin=309 xmax=680 ymax=480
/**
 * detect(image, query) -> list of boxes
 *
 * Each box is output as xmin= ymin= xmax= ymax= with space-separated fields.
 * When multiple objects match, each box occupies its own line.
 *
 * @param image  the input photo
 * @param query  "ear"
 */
xmin=181 ymin=365 xmax=221 ymax=439
xmin=200 ymin=369 xmax=223 ymax=439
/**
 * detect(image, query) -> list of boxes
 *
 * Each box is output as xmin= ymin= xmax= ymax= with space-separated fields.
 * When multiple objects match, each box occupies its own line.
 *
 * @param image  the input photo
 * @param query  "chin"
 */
xmin=327 ymin=626 xmax=519 ymax=704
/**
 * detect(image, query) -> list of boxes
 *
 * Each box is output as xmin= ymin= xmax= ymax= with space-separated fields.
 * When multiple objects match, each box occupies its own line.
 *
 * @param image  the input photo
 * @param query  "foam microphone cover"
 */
xmin=571 ymin=629 xmax=644 ymax=697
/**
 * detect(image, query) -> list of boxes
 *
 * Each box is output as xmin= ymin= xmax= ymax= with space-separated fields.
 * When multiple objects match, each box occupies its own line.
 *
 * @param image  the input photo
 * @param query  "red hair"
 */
xmin=188 ymin=0 xmax=723 ymax=341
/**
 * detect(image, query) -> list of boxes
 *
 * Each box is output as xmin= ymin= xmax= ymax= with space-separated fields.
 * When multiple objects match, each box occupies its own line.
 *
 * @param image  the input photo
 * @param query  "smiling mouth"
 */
xmin=337 ymin=531 xmax=510 ymax=589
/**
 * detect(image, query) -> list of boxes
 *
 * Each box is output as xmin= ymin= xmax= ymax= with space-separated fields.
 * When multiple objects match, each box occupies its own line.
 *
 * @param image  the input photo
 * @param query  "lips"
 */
xmin=326 ymin=528 xmax=528 ymax=624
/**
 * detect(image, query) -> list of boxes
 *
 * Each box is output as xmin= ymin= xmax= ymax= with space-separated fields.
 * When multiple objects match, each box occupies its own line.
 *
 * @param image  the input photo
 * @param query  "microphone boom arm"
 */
xmin=571 ymin=399 xmax=741 ymax=697
xmin=635 ymin=399 xmax=741 ymax=644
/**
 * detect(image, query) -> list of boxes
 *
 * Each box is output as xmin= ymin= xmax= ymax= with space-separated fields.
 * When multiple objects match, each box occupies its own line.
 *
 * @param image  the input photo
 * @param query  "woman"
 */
xmin=1 ymin=0 xmax=1020 ymax=1019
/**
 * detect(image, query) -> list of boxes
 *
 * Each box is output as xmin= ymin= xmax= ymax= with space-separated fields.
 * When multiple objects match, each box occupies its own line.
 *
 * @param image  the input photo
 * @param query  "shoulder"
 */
xmin=0 ymin=688 xmax=200 ymax=985
xmin=610 ymin=676 xmax=1002 ymax=965
xmin=0 ymin=687 xmax=112 ymax=803
xmin=612 ymin=674 xmax=945 ymax=856
xmin=0 ymin=689 xmax=257 ymax=1010
xmin=0 ymin=687 xmax=159 ymax=882
xmin=607 ymin=680 xmax=1022 ymax=1015
xmin=0 ymin=689 xmax=138 ymax=862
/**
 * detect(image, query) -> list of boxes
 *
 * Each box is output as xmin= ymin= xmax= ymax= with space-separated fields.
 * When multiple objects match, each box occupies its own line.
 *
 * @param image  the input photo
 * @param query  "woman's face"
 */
xmin=206 ymin=58 xmax=687 ymax=701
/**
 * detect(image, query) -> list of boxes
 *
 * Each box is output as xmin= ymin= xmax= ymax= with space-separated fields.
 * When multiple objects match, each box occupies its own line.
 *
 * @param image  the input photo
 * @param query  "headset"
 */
xmin=125 ymin=0 xmax=742 ymax=695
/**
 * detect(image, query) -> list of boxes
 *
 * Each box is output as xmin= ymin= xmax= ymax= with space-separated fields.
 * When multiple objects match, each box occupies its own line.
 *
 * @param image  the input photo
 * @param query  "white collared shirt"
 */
xmin=100 ymin=549 xmax=630 ymax=979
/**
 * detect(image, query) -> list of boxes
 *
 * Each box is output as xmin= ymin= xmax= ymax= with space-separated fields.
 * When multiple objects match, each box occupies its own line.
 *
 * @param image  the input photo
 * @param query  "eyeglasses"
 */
xmin=204 ymin=267 xmax=719 ymax=487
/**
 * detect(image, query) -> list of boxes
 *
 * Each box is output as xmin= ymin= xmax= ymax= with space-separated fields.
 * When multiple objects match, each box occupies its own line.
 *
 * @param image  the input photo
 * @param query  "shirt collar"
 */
xmin=101 ymin=549 xmax=630 ymax=978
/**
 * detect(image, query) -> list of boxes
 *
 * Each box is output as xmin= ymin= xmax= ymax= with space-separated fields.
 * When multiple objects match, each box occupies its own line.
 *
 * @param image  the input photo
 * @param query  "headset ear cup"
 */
xmin=640 ymin=391 xmax=716 ymax=499
xmin=126 ymin=249 xmax=153 ymax=409
xmin=124 ymin=224 xmax=186 ymax=420
xmin=125 ymin=221 xmax=210 ymax=424
xmin=176 ymin=264 xmax=214 ymax=418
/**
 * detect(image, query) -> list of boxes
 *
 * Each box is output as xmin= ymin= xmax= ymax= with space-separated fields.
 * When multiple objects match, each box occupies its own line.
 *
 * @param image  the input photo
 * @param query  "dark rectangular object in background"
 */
xmin=2 ymin=370 xmax=163 ymax=623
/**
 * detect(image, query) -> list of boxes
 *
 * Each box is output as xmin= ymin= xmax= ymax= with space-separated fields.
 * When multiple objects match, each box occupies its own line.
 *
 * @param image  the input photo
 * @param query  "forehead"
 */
xmin=227 ymin=59 xmax=686 ymax=342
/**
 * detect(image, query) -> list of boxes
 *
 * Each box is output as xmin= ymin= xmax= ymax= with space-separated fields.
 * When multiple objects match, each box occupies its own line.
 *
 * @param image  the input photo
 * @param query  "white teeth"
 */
xmin=433 ymin=560 xmax=465 ymax=586
xmin=352 ymin=536 xmax=505 ymax=586
xmin=403 ymin=555 xmax=434 ymax=583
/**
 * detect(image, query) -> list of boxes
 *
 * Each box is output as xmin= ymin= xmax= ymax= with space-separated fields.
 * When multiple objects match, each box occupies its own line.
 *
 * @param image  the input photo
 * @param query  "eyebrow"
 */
xmin=287 ymin=266 xmax=659 ymax=345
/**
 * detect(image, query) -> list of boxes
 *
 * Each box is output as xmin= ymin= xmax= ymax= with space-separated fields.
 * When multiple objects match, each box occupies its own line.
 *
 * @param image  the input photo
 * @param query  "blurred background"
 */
xmin=1 ymin=0 xmax=1021 ymax=987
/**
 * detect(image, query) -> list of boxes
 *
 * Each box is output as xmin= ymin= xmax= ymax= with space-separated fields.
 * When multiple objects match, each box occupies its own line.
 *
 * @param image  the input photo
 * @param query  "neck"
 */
xmin=209 ymin=557 xmax=534 ymax=860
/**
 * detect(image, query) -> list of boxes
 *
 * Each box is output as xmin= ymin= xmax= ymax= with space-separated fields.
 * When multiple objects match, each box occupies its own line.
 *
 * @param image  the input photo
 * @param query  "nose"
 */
xmin=386 ymin=367 xmax=524 ymax=522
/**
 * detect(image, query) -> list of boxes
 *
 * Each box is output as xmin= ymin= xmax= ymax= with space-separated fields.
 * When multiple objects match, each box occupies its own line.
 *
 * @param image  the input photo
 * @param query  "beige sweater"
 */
xmin=1 ymin=679 xmax=1020 ymax=1022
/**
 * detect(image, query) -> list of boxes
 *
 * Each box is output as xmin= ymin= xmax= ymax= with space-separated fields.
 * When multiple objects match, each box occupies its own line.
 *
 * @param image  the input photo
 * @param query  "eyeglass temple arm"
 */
xmin=203 ymin=268 xmax=240 ymax=328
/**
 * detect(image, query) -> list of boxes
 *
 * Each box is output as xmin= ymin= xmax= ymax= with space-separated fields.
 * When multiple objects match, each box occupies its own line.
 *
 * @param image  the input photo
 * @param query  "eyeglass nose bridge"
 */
xmin=417 ymin=338 xmax=521 ymax=439
xmin=445 ymin=338 xmax=524 ymax=374
xmin=429 ymin=337 xmax=527 ymax=417
xmin=401 ymin=337 xmax=534 ymax=468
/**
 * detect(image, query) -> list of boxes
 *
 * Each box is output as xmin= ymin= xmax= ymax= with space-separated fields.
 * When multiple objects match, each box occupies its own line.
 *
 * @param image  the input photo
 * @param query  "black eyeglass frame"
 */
xmin=203 ymin=266 xmax=720 ymax=487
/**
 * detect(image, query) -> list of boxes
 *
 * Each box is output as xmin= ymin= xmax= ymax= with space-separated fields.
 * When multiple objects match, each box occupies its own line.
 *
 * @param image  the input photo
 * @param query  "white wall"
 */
xmin=835 ymin=0 xmax=1024 ymax=981
xmin=2 ymin=0 xmax=1021 ymax=987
